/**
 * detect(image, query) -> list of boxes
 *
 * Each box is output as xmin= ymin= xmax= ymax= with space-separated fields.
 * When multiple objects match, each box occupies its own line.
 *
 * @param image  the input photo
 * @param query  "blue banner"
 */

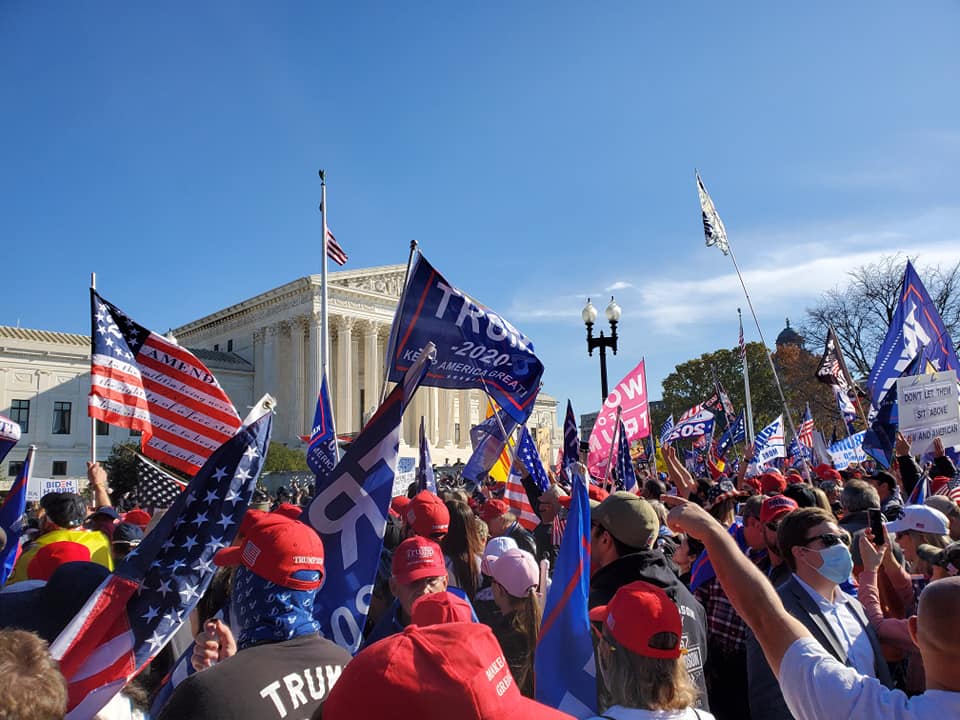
xmin=716 ymin=411 xmax=745 ymax=458
xmin=306 ymin=347 xmax=434 ymax=653
xmin=534 ymin=470 xmax=596 ymax=716
xmin=0 ymin=445 xmax=31 ymax=585
xmin=829 ymin=431 xmax=867 ymax=469
xmin=416 ymin=415 xmax=436 ymax=494
xmin=753 ymin=415 xmax=786 ymax=468
xmin=662 ymin=408 xmax=715 ymax=444
xmin=0 ymin=414 xmax=20 ymax=466
xmin=562 ymin=400 xmax=579 ymax=469
xmin=306 ymin=375 xmax=338 ymax=487
xmin=386 ymin=253 xmax=543 ymax=424
xmin=616 ymin=417 xmax=637 ymax=491
xmin=868 ymin=260 xmax=960 ymax=408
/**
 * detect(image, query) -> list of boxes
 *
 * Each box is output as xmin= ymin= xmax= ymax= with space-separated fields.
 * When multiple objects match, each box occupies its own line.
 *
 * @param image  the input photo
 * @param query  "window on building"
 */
xmin=8 ymin=461 xmax=23 ymax=478
xmin=455 ymin=422 xmax=461 ymax=444
xmin=52 ymin=402 xmax=72 ymax=435
xmin=52 ymin=461 xmax=67 ymax=476
xmin=96 ymin=419 xmax=110 ymax=436
xmin=227 ymin=339 xmax=233 ymax=352
xmin=213 ymin=343 xmax=220 ymax=352
xmin=10 ymin=399 xmax=29 ymax=433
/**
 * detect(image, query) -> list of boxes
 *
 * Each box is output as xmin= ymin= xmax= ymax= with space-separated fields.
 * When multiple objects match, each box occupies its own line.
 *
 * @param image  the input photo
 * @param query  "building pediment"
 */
xmin=322 ymin=264 xmax=406 ymax=299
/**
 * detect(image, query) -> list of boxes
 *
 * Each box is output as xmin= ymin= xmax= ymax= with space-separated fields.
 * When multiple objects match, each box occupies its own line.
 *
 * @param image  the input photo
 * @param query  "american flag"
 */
xmin=89 ymin=291 xmax=242 ymax=476
xmin=135 ymin=453 xmax=187 ymax=509
xmin=51 ymin=399 xmax=273 ymax=719
xmin=738 ymin=312 xmax=746 ymax=365
xmin=505 ymin=467 xmax=540 ymax=531
xmin=797 ymin=403 xmax=815 ymax=448
xmin=326 ymin=229 xmax=348 ymax=266
xmin=517 ymin=426 xmax=550 ymax=492
xmin=615 ymin=417 xmax=637 ymax=492
xmin=935 ymin=477 xmax=960 ymax=504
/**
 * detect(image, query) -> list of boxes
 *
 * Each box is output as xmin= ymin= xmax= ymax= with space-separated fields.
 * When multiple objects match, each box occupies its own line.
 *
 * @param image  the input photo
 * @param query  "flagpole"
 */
xmin=319 ymin=171 xmax=330 ymax=379
xmin=739 ymin=308 xmax=756 ymax=445
xmin=380 ymin=239 xmax=419 ymax=405
xmin=90 ymin=272 xmax=97 ymax=464
xmin=829 ymin=323 xmax=870 ymax=430
xmin=603 ymin=406 xmax=622 ymax=492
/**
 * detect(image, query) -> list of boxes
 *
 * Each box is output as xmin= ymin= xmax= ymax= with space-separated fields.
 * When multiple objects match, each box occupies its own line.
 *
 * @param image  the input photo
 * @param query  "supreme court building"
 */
xmin=1 ymin=264 xmax=558 ymax=484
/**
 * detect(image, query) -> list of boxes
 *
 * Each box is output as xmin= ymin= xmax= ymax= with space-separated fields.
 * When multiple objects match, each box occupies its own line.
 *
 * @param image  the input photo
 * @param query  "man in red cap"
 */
xmin=157 ymin=512 xmax=350 ymax=720
xmin=479 ymin=498 xmax=537 ymax=557
xmin=362 ymin=536 xmax=449 ymax=647
xmin=759 ymin=495 xmax=799 ymax=588
xmin=404 ymin=491 xmax=450 ymax=541
xmin=323 ymin=623 xmax=574 ymax=720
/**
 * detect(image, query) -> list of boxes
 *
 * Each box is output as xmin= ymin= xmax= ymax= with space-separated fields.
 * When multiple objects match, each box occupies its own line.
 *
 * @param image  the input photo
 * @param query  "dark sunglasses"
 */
xmin=765 ymin=521 xmax=780 ymax=532
xmin=803 ymin=533 xmax=850 ymax=548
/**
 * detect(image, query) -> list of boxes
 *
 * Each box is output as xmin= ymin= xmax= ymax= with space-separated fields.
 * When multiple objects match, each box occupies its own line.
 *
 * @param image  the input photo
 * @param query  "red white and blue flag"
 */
xmin=326 ymin=229 xmax=348 ymax=266
xmin=0 ymin=445 xmax=32 ymax=585
xmin=798 ymin=404 xmax=815 ymax=448
xmin=89 ymin=291 xmax=242 ymax=476
xmin=517 ymin=426 xmax=550 ymax=493
xmin=51 ymin=399 xmax=274 ymax=719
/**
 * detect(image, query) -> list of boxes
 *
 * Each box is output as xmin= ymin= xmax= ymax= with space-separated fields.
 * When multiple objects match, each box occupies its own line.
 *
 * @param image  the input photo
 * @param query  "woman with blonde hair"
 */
xmin=587 ymin=580 xmax=714 ymax=719
xmin=483 ymin=547 xmax=542 ymax=698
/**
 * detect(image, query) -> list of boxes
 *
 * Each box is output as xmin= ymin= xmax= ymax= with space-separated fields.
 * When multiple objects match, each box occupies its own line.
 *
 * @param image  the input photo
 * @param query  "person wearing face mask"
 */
xmin=745 ymin=507 xmax=892 ymax=720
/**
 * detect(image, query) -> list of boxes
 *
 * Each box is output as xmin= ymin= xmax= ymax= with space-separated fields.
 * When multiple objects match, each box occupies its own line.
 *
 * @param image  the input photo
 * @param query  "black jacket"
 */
xmin=589 ymin=549 xmax=710 ymax=710
xmin=506 ymin=521 xmax=538 ymax=558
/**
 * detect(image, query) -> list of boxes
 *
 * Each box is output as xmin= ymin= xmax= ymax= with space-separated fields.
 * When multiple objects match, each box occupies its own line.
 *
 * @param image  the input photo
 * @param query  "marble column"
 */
xmin=362 ymin=322 xmax=380 ymax=427
xmin=336 ymin=317 xmax=354 ymax=434
xmin=306 ymin=313 xmax=323 ymax=432
xmin=290 ymin=317 xmax=307 ymax=440
xmin=438 ymin=389 xmax=452 ymax=447
xmin=428 ymin=387 xmax=440 ymax=445
xmin=261 ymin=324 xmax=279 ymax=409
xmin=458 ymin=389 xmax=472 ymax=448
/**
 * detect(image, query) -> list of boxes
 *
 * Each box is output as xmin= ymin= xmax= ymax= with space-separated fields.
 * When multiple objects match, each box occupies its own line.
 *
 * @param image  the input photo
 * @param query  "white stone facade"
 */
xmin=1 ymin=265 xmax=558 ymax=484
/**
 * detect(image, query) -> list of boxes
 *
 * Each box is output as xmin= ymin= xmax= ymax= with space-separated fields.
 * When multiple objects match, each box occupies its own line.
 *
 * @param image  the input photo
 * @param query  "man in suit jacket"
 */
xmin=746 ymin=507 xmax=893 ymax=720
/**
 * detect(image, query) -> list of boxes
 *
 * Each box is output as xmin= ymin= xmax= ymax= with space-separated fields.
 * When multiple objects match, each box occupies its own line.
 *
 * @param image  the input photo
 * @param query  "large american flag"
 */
xmin=89 ymin=291 xmax=242 ymax=476
xmin=935 ymin=478 xmax=960 ymax=504
xmin=326 ymin=229 xmax=348 ymax=266
xmin=797 ymin=403 xmax=815 ymax=448
xmin=51 ymin=400 xmax=273 ymax=720
xmin=134 ymin=453 xmax=187 ymax=509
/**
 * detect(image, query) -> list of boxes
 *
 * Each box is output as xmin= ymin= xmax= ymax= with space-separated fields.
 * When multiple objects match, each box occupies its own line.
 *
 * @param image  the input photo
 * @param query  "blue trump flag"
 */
xmin=562 ymin=400 xmax=580 ymax=469
xmin=462 ymin=408 xmax=517 ymax=483
xmin=0 ymin=414 xmax=21 ymax=466
xmin=385 ymin=252 xmax=543 ymax=425
xmin=306 ymin=374 xmax=339 ymax=489
xmin=868 ymin=260 xmax=960 ymax=408
xmin=0 ymin=445 xmax=31 ymax=585
xmin=615 ymin=417 xmax=637 ymax=492
xmin=416 ymin=415 xmax=436 ymax=493
xmin=535 ymin=470 xmax=597 ymax=716
xmin=517 ymin=426 xmax=550 ymax=492
xmin=716 ymin=411 xmax=745 ymax=458
xmin=306 ymin=344 xmax=435 ymax=653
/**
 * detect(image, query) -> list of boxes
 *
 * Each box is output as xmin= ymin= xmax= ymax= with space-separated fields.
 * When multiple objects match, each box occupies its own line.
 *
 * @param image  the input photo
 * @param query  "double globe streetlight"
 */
xmin=582 ymin=296 xmax=622 ymax=402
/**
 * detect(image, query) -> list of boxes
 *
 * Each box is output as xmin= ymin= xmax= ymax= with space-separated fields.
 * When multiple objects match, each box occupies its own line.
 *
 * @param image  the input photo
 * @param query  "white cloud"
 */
xmin=605 ymin=280 xmax=633 ymax=292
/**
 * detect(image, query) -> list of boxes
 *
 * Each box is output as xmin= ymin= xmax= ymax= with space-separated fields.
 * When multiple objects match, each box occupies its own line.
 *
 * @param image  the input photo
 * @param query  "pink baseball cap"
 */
xmin=484 ymin=548 xmax=538 ymax=598
xmin=411 ymin=592 xmax=474 ymax=626
xmin=322 ymin=623 xmax=574 ymax=720
xmin=392 ymin=536 xmax=447 ymax=585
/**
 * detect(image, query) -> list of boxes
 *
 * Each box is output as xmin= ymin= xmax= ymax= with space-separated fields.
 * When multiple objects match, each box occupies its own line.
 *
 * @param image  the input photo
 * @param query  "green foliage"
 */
xmin=263 ymin=442 xmax=309 ymax=472
xmin=102 ymin=441 xmax=141 ymax=503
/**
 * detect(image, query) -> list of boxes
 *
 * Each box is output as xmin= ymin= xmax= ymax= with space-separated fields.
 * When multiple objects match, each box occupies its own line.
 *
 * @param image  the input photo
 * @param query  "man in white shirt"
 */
xmin=745 ymin=507 xmax=891 ymax=719
xmin=664 ymin=496 xmax=960 ymax=719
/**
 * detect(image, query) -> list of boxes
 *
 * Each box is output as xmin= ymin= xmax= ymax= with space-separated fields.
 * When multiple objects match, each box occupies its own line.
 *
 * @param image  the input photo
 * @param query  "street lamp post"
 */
xmin=582 ymin=296 xmax=621 ymax=402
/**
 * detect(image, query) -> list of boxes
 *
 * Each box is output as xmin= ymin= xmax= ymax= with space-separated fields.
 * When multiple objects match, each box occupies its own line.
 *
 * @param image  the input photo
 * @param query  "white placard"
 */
xmin=897 ymin=369 xmax=960 ymax=455
xmin=26 ymin=476 xmax=80 ymax=502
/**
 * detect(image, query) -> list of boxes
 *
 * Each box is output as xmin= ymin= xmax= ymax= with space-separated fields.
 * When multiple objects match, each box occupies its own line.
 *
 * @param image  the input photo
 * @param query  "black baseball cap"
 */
xmin=40 ymin=492 xmax=87 ymax=529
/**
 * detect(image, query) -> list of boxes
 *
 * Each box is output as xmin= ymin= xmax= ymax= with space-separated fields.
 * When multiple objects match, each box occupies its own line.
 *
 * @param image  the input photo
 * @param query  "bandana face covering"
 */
xmin=230 ymin=565 xmax=321 ymax=650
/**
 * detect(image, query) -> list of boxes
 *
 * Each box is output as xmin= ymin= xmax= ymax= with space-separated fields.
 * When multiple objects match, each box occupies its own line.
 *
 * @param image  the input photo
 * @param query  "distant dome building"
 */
xmin=776 ymin=318 xmax=804 ymax=348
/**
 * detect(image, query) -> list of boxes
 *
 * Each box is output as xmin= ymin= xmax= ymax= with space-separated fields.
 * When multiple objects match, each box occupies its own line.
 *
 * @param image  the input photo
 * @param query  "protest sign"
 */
xmin=27 ymin=476 xmax=80 ymax=502
xmin=587 ymin=359 xmax=651 ymax=479
xmin=829 ymin=431 xmax=867 ymax=469
xmin=897 ymin=369 xmax=960 ymax=455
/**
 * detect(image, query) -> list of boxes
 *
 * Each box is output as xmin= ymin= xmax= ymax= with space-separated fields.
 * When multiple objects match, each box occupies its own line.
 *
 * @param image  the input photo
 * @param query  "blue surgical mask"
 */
xmin=809 ymin=543 xmax=853 ymax=585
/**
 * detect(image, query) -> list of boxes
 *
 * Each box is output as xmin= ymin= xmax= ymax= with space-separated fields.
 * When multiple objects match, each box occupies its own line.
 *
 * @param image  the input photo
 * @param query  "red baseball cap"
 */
xmin=392 ymin=536 xmax=446 ymax=585
xmin=27 ymin=541 xmax=92 ymax=581
xmin=406 ymin=491 xmax=450 ymax=539
xmin=214 ymin=513 xmax=324 ymax=591
xmin=122 ymin=509 xmax=152 ymax=529
xmin=272 ymin=503 xmax=303 ymax=520
xmin=759 ymin=472 xmax=787 ymax=495
xmin=559 ymin=484 xmax=609 ymax=507
xmin=589 ymin=580 xmax=683 ymax=659
xmin=760 ymin=495 xmax=799 ymax=525
xmin=411 ymin=592 xmax=474 ymax=626
xmin=322 ymin=623 xmax=574 ymax=720
xmin=814 ymin=464 xmax=842 ymax=482
xmin=391 ymin=496 xmax=412 ymax=518
xmin=479 ymin=499 xmax=509 ymax=523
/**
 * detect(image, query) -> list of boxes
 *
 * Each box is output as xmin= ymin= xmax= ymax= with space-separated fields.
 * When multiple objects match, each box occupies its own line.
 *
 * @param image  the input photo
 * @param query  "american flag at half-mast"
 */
xmin=697 ymin=172 xmax=729 ymax=256
xmin=326 ymin=229 xmax=347 ymax=266
xmin=50 ymin=396 xmax=274 ymax=720
xmin=89 ymin=291 xmax=242 ymax=476
xmin=134 ymin=453 xmax=187 ymax=509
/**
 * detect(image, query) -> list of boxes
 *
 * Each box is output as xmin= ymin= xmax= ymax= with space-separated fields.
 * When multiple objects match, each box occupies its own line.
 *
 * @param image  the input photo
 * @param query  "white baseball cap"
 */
xmin=481 ymin=536 xmax=519 ymax=576
xmin=886 ymin=505 xmax=950 ymax=536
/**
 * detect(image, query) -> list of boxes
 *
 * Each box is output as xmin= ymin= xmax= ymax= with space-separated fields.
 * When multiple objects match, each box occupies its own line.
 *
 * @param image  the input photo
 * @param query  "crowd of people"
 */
xmin=2 ymin=427 xmax=960 ymax=719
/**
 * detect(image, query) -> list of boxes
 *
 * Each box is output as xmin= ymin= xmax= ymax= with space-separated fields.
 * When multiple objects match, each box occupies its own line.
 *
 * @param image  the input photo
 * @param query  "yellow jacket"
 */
xmin=8 ymin=527 xmax=114 ymax=584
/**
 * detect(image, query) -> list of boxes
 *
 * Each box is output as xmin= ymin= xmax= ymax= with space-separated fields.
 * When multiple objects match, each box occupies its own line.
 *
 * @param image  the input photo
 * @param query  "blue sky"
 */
xmin=3 ymin=2 xmax=960 ymax=422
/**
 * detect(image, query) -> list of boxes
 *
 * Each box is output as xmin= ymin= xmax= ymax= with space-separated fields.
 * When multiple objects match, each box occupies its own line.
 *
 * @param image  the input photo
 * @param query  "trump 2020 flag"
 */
xmin=306 ymin=374 xmax=339 ymax=488
xmin=587 ymin=359 xmax=651 ymax=479
xmin=535 ymin=469 xmax=596 ymax=716
xmin=385 ymin=252 xmax=543 ymax=424
xmin=0 ymin=414 xmax=21 ymax=465
xmin=89 ymin=290 xmax=242 ymax=476
xmin=868 ymin=260 xmax=960 ymax=408
xmin=307 ymin=344 xmax=435 ymax=653
xmin=615 ymin=416 xmax=637 ymax=492
xmin=562 ymin=400 xmax=580 ymax=470
xmin=416 ymin=415 xmax=436 ymax=493
xmin=753 ymin=415 xmax=786 ymax=468
xmin=50 ymin=396 xmax=274 ymax=719
xmin=0 ymin=445 xmax=32 ymax=585
xmin=661 ymin=407 xmax=715 ymax=445
xmin=716 ymin=411 xmax=745 ymax=458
